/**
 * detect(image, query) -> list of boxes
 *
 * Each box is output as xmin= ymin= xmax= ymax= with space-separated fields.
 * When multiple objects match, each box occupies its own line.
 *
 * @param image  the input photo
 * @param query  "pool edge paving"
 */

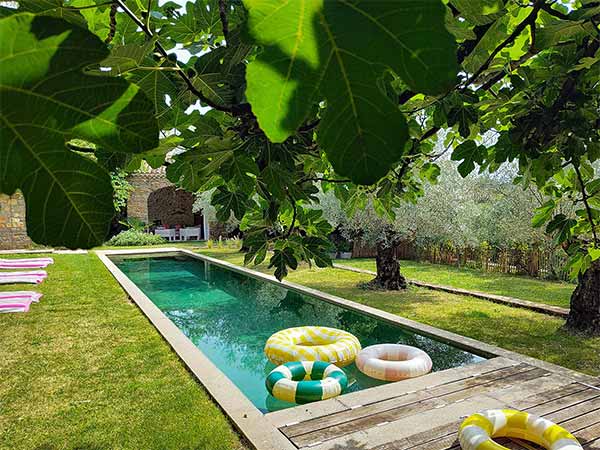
xmin=96 ymin=248 xmax=598 ymax=450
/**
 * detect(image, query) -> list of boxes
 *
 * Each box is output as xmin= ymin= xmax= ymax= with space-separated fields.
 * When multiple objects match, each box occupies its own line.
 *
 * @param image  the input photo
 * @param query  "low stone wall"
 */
xmin=0 ymin=192 xmax=33 ymax=250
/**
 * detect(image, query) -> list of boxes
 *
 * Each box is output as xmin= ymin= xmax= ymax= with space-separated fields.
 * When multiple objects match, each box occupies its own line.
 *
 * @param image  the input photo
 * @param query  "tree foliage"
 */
xmin=1 ymin=0 xmax=599 ymax=287
xmin=0 ymin=12 xmax=157 ymax=248
xmin=243 ymin=0 xmax=458 ymax=184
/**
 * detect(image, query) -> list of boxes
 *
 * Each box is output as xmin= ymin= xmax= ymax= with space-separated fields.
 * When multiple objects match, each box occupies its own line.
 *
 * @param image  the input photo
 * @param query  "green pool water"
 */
xmin=113 ymin=254 xmax=486 ymax=412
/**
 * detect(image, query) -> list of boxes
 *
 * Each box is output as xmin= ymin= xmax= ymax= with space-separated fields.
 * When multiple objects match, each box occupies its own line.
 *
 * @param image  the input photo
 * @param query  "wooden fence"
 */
xmin=352 ymin=241 xmax=570 ymax=281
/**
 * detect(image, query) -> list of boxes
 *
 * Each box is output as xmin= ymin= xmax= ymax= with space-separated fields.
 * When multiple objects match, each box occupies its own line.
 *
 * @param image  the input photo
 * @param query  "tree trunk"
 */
xmin=364 ymin=240 xmax=407 ymax=290
xmin=565 ymin=260 xmax=600 ymax=336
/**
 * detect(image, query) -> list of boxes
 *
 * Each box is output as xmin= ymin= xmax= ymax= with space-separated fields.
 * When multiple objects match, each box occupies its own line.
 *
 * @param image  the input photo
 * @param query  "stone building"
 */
xmin=127 ymin=170 xmax=210 ymax=239
xmin=0 ymin=192 xmax=33 ymax=250
xmin=0 ymin=169 xmax=209 ymax=250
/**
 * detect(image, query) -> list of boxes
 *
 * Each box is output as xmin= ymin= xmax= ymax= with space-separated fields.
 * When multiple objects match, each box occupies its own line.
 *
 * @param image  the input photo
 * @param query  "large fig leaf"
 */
xmin=160 ymin=0 xmax=222 ymax=48
xmin=70 ymin=0 xmax=111 ymax=40
xmin=167 ymin=134 xmax=236 ymax=191
xmin=18 ymin=0 xmax=88 ymax=28
xmin=190 ymin=39 xmax=250 ymax=108
xmin=94 ymin=39 xmax=157 ymax=77
xmin=243 ymin=0 xmax=459 ymax=184
xmin=19 ymin=0 xmax=110 ymax=40
xmin=0 ymin=13 xmax=158 ymax=248
xmin=126 ymin=136 xmax=183 ymax=171
xmin=127 ymin=58 xmax=182 ymax=128
xmin=449 ymin=0 xmax=505 ymax=26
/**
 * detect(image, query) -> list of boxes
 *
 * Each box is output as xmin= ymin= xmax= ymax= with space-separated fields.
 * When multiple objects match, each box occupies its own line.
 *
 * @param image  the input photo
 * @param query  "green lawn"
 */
xmin=335 ymin=258 xmax=574 ymax=308
xmin=0 ymin=253 xmax=244 ymax=450
xmin=200 ymin=248 xmax=600 ymax=376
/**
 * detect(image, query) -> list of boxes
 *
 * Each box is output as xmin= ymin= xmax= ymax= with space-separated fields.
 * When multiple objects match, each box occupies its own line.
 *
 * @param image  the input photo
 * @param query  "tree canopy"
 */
xmin=1 ymin=0 xmax=599 ymax=290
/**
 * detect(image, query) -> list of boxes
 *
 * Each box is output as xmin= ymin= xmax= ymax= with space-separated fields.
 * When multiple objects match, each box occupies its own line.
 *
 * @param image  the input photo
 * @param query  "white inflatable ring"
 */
xmin=355 ymin=344 xmax=432 ymax=381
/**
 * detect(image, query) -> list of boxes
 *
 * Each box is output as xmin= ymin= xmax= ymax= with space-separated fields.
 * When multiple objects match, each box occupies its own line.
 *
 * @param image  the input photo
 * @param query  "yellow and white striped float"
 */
xmin=264 ymin=326 xmax=361 ymax=367
xmin=459 ymin=409 xmax=583 ymax=450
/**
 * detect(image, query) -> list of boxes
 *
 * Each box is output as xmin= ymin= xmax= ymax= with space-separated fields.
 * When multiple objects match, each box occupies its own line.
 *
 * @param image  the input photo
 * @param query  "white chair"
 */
xmin=180 ymin=227 xmax=201 ymax=241
xmin=155 ymin=229 xmax=176 ymax=241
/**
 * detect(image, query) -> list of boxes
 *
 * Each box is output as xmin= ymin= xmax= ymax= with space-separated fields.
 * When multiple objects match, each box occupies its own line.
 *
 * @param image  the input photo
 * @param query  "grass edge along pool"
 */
xmin=110 ymin=253 xmax=487 ymax=413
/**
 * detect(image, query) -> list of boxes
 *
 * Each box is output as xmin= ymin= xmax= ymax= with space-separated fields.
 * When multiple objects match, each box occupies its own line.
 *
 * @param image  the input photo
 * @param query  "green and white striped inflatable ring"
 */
xmin=266 ymin=361 xmax=348 ymax=404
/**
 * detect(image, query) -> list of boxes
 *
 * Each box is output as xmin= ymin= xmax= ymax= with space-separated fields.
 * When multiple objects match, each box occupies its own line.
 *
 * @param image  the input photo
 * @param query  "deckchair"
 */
xmin=0 ymin=291 xmax=43 ymax=302
xmin=0 ymin=257 xmax=54 ymax=269
xmin=0 ymin=271 xmax=47 ymax=284
xmin=0 ymin=299 xmax=34 ymax=313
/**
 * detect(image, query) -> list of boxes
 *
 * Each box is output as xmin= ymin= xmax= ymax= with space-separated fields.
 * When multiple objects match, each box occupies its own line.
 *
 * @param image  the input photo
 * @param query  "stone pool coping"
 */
xmin=96 ymin=248 xmax=596 ymax=450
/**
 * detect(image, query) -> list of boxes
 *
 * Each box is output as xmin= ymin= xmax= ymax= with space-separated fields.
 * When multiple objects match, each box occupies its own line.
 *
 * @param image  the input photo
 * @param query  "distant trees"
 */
xmin=323 ymin=161 xmax=554 ymax=246
xmin=319 ymin=160 xmax=559 ymax=288
xmin=394 ymin=162 xmax=552 ymax=250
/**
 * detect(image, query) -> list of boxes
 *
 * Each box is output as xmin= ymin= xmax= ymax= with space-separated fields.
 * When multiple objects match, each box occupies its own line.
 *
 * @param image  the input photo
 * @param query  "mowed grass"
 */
xmin=0 ymin=253 xmax=244 ymax=450
xmin=199 ymin=248 xmax=600 ymax=376
xmin=336 ymin=258 xmax=574 ymax=308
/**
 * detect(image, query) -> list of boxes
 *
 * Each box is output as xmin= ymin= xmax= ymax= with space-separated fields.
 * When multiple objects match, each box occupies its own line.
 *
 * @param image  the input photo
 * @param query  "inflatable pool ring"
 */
xmin=459 ymin=409 xmax=583 ymax=450
xmin=264 ymin=326 xmax=361 ymax=367
xmin=266 ymin=361 xmax=348 ymax=404
xmin=355 ymin=344 xmax=432 ymax=381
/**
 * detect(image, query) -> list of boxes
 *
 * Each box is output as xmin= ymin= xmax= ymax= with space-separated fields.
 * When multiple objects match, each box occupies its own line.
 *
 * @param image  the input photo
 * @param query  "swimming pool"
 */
xmin=112 ymin=253 xmax=486 ymax=412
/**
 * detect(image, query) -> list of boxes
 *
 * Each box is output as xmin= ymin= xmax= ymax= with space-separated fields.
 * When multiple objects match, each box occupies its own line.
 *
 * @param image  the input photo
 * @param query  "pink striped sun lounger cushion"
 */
xmin=0 ymin=299 xmax=34 ymax=313
xmin=0 ymin=271 xmax=48 ymax=284
xmin=0 ymin=291 xmax=43 ymax=302
xmin=0 ymin=257 xmax=54 ymax=269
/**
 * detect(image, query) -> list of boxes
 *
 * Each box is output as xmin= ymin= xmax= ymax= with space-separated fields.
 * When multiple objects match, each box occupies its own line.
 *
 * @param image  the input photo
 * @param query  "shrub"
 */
xmin=227 ymin=237 xmax=242 ymax=249
xmin=119 ymin=218 xmax=147 ymax=232
xmin=106 ymin=229 xmax=166 ymax=247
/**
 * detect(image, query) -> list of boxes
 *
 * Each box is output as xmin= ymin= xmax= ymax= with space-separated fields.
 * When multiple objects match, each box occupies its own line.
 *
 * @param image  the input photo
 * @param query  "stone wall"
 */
xmin=126 ymin=171 xmax=172 ymax=223
xmin=147 ymin=186 xmax=195 ymax=227
xmin=0 ymin=172 xmax=207 ymax=250
xmin=0 ymin=192 xmax=34 ymax=250
xmin=126 ymin=171 xmax=208 ymax=238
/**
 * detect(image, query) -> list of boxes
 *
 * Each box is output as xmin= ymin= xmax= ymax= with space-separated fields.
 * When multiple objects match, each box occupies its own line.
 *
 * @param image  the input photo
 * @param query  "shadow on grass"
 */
xmin=340 ymin=258 xmax=574 ymax=308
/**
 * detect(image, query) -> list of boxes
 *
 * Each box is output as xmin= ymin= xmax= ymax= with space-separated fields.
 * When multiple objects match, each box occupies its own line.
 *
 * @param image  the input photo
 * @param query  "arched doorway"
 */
xmin=126 ymin=171 xmax=209 ymax=239
xmin=147 ymin=186 xmax=200 ymax=229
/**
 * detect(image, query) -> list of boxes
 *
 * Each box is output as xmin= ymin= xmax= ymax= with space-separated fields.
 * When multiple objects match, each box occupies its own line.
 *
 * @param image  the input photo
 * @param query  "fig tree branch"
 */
xmin=219 ymin=0 xmax=230 ymax=44
xmin=114 ymin=0 xmax=251 ymax=116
